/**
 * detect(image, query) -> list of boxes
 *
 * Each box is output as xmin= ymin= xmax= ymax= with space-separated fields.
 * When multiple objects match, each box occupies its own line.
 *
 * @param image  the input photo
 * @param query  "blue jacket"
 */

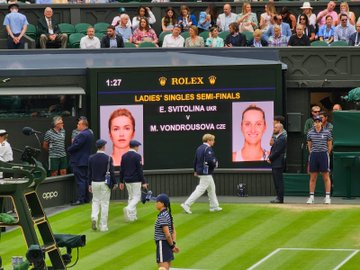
xmin=88 ymin=152 xmax=116 ymax=188
xmin=119 ymin=149 xmax=145 ymax=184
xmin=268 ymin=133 xmax=287 ymax=169
xmin=194 ymin=143 xmax=217 ymax=175
xmin=264 ymin=23 xmax=292 ymax=41
xmin=67 ymin=128 xmax=94 ymax=167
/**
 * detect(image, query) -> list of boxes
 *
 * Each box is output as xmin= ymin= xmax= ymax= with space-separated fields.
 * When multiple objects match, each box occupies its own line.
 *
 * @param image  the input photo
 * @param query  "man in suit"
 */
xmin=268 ymin=123 xmax=287 ymax=203
xmin=68 ymin=117 xmax=94 ymax=205
xmin=101 ymin=25 xmax=124 ymax=48
xmin=119 ymin=140 xmax=147 ymax=222
xmin=37 ymin=7 xmax=67 ymax=49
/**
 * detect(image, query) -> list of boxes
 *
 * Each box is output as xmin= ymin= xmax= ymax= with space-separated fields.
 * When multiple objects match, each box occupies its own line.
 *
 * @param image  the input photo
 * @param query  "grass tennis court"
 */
xmin=1 ymin=201 xmax=360 ymax=269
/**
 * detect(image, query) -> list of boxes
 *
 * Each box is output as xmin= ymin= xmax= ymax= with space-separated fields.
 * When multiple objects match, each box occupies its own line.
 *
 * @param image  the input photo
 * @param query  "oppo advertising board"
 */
xmin=88 ymin=64 xmax=282 ymax=170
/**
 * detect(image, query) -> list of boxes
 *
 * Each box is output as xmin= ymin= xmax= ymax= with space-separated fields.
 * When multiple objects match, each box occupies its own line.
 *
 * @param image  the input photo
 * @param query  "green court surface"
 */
xmin=1 ymin=202 xmax=360 ymax=269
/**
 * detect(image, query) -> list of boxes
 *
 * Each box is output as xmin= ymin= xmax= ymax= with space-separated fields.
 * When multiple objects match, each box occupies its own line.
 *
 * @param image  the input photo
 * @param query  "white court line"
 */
xmin=247 ymin=248 xmax=360 ymax=270
xmin=247 ymin=248 xmax=282 ymax=270
xmin=333 ymin=249 xmax=360 ymax=270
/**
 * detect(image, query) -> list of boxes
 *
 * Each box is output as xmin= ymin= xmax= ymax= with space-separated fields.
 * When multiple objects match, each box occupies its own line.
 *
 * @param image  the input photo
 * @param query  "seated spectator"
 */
xmin=38 ymin=7 xmax=68 ymax=49
xmin=178 ymin=5 xmax=197 ymax=32
xmin=115 ymin=14 xmax=132 ymax=43
xmin=236 ymin=2 xmax=258 ymax=33
xmin=318 ymin=15 xmax=335 ymax=44
xmin=132 ymin=6 xmax=156 ymax=31
xmin=80 ymin=26 xmax=100 ymax=49
xmin=281 ymin=7 xmax=296 ymax=33
xmin=338 ymin=2 xmax=355 ymax=26
xmin=288 ymin=24 xmax=311 ymax=46
xmin=151 ymin=0 xmax=169 ymax=2
xmin=348 ymin=21 xmax=360 ymax=46
xmin=205 ymin=27 xmax=224 ymax=47
xmin=3 ymin=3 xmax=28 ymax=49
xmin=298 ymin=2 xmax=316 ymax=29
xmin=162 ymin=7 xmax=177 ymax=32
xmin=185 ymin=26 xmax=204 ymax=48
xmin=260 ymin=2 xmax=276 ymax=33
xmin=224 ymin=22 xmax=246 ymax=47
xmin=268 ymin=25 xmax=288 ymax=47
xmin=316 ymin=1 xmax=338 ymax=28
xmin=216 ymin=3 xmax=237 ymax=32
xmin=334 ymin=13 xmax=355 ymax=43
xmin=299 ymin=14 xmax=316 ymax=42
xmin=132 ymin=18 xmax=158 ymax=47
xmin=111 ymin=8 xmax=131 ymax=28
xmin=101 ymin=25 xmax=124 ymax=48
xmin=198 ymin=4 xmax=217 ymax=33
xmin=264 ymin=15 xmax=292 ymax=41
xmin=249 ymin=29 xmax=268 ymax=47
xmin=36 ymin=0 xmax=53 ymax=4
xmin=162 ymin=24 xmax=184 ymax=48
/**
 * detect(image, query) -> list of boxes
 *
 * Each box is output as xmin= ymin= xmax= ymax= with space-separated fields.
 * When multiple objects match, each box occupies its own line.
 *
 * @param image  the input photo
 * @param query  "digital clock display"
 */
xmin=105 ymin=79 xmax=122 ymax=87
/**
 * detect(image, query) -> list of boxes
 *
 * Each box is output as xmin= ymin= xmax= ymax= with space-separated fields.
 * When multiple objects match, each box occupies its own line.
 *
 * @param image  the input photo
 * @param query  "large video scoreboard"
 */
xmin=88 ymin=63 xmax=282 ymax=170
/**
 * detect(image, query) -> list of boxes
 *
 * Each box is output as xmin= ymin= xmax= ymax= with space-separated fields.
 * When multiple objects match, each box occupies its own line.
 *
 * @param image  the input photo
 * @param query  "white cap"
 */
xmin=0 ymin=129 xmax=8 ymax=136
xmin=300 ymin=2 xmax=313 ymax=9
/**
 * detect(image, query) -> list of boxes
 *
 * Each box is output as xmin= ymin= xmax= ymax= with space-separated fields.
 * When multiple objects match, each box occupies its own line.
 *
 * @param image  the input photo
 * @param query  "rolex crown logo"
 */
xmin=208 ymin=75 xmax=216 ymax=85
xmin=159 ymin=76 xmax=167 ymax=87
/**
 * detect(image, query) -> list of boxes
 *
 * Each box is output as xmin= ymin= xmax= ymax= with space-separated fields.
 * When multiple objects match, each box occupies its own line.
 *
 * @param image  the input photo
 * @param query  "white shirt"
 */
xmin=80 ymin=35 xmax=101 ymax=49
xmin=162 ymin=34 xmax=184 ymax=48
xmin=216 ymin=12 xmax=237 ymax=32
xmin=0 ymin=140 xmax=13 ymax=162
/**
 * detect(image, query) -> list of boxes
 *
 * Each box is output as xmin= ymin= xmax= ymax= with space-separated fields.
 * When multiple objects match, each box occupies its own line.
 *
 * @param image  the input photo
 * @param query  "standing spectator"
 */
xmin=198 ymin=4 xmax=217 ymax=33
xmin=180 ymin=134 xmax=222 ymax=214
xmin=304 ymin=105 xmax=321 ymax=135
xmin=318 ymin=15 xmax=335 ymax=44
xmin=132 ymin=18 xmax=158 ymax=47
xmin=316 ymin=1 xmax=338 ymax=28
xmin=298 ymin=14 xmax=316 ymax=42
xmin=281 ymin=7 xmax=296 ymax=33
xmin=332 ymin=104 xmax=342 ymax=111
xmin=334 ymin=14 xmax=355 ymax=43
xmin=43 ymin=116 xmax=67 ymax=176
xmin=306 ymin=115 xmax=333 ymax=204
xmin=264 ymin=15 xmax=292 ymax=42
xmin=80 ymin=27 xmax=100 ymax=49
xmin=236 ymin=2 xmax=258 ymax=33
xmin=88 ymin=139 xmax=116 ymax=232
xmin=119 ymin=140 xmax=148 ymax=222
xmin=0 ymin=129 xmax=13 ymax=163
xmin=260 ymin=2 xmax=276 ymax=33
xmin=185 ymin=26 xmax=204 ymax=48
xmin=270 ymin=115 xmax=287 ymax=147
xmin=337 ymin=2 xmax=355 ymax=26
xmin=267 ymin=25 xmax=288 ymax=47
xmin=3 ymin=3 xmax=28 ymax=49
xmin=205 ymin=26 xmax=224 ymax=48
xmin=216 ymin=3 xmax=237 ymax=32
xmin=319 ymin=111 xmax=333 ymax=133
xmin=162 ymin=24 xmax=184 ymax=48
xmin=177 ymin=5 xmax=197 ymax=32
xmin=101 ymin=25 xmax=124 ymax=48
xmin=250 ymin=29 xmax=268 ymax=47
xmin=224 ymin=22 xmax=246 ymax=47
xmin=67 ymin=117 xmax=94 ymax=205
xmin=267 ymin=123 xmax=287 ymax=204
xmin=348 ymin=21 xmax=360 ymax=46
xmin=111 ymin=7 xmax=131 ymax=28
xmin=288 ymin=24 xmax=311 ymax=46
xmin=115 ymin=14 xmax=132 ymax=43
xmin=154 ymin=194 xmax=179 ymax=270
xmin=298 ymin=2 xmax=316 ymax=29
xmin=38 ymin=7 xmax=68 ymax=49
xmin=132 ymin=6 xmax=156 ymax=31
xmin=162 ymin=7 xmax=177 ymax=32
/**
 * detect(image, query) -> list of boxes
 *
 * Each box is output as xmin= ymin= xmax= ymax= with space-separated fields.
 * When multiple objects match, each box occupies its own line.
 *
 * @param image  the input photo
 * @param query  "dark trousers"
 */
xmin=272 ymin=167 xmax=284 ymax=201
xmin=72 ymin=165 xmax=89 ymax=203
xmin=7 ymin=33 xmax=25 ymax=49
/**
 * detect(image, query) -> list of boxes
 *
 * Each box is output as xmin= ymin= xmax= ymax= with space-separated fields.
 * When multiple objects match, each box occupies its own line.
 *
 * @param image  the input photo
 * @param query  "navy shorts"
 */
xmin=309 ymin=152 xmax=330 ymax=173
xmin=156 ymin=240 xmax=174 ymax=263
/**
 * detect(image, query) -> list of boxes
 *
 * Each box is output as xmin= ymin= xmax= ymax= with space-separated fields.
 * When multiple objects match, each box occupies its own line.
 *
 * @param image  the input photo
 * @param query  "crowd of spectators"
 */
xmin=3 ymin=1 xmax=360 ymax=49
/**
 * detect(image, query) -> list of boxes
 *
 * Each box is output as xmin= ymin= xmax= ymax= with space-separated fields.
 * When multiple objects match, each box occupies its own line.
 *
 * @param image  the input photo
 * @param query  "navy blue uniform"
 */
xmin=120 ymin=150 xmax=145 ymax=184
xmin=88 ymin=152 xmax=116 ymax=188
xmin=307 ymin=127 xmax=332 ymax=173
xmin=154 ymin=209 xmax=174 ymax=263
xmin=268 ymin=133 xmax=287 ymax=202
xmin=194 ymin=143 xmax=217 ymax=176
xmin=68 ymin=128 xmax=94 ymax=203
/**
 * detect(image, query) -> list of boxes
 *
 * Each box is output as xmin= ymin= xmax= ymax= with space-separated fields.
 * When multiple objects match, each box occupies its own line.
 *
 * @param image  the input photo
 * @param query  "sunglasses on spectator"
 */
xmin=341 ymin=19 xmax=347 ymax=22
xmin=313 ymin=110 xmax=320 ymax=113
